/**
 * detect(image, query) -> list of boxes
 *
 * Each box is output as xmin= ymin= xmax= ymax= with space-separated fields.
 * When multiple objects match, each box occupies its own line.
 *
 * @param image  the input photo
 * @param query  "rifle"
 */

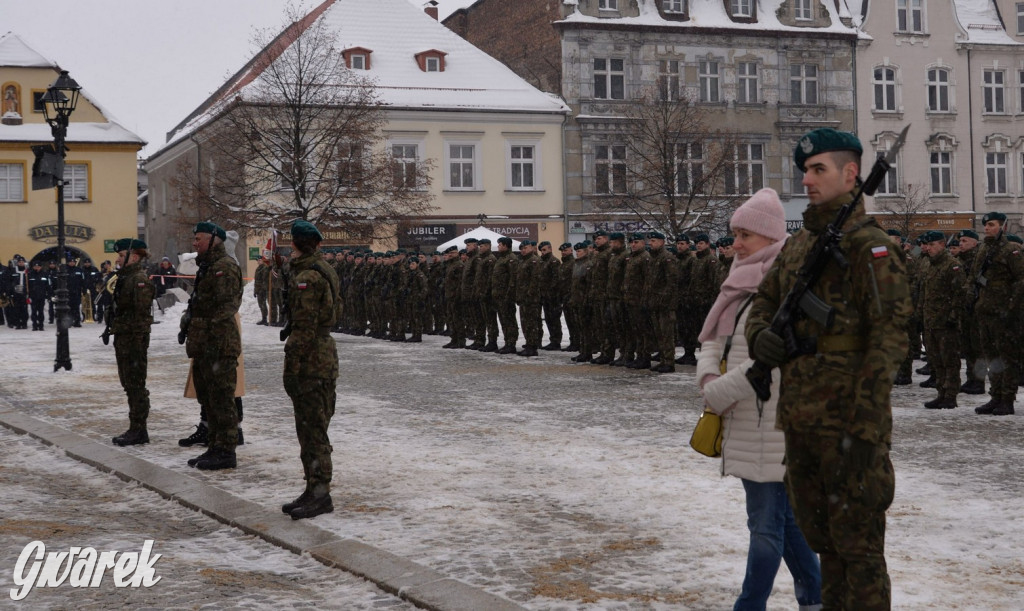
xmin=178 ymin=261 xmax=207 ymax=345
xmin=100 ymin=272 xmax=119 ymax=345
xmin=745 ymin=124 xmax=910 ymax=402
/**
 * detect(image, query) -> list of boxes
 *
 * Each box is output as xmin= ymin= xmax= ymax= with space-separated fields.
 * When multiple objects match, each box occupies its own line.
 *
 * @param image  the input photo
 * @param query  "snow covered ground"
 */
xmin=1 ymin=286 xmax=1023 ymax=609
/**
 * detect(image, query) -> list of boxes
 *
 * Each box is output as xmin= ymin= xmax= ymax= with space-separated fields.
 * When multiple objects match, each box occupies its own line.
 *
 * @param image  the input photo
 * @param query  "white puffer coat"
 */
xmin=695 ymin=303 xmax=785 ymax=482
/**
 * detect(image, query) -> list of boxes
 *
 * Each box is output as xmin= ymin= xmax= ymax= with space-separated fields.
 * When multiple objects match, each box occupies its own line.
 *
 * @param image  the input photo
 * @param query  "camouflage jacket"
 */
xmin=444 ymin=258 xmax=464 ymax=302
xmin=460 ymin=250 xmax=480 ymax=300
xmin=559 ymin=254 xmax=575 ymax=304
xmin=919 ymin=249 xmax=966 ymax=329
xmin=605 ymin=246 xmax=627 ymax=301
xmin=516 ymin=252 xmax=542 ymax=305
xmin=284 ymin=252 xmax=339 ymax=380
xmin=623 ymin=249 xmax=651 ymax=306
xmin=587 ymin=243 xmax=612 ymax=302
xmin=407 ymin=268 xmax=428 ymax=309
xmin=645 ymin=247 xmax=679 ymax=310
xmin=676 ymin=251 xmax=694 ymax=304
xmin=569 ymin=255 xmax=592 ymax=307
xmin=973 ymin=233 xmax=1024 ymax=316
xmin=184 ymin=242 xmax=243 ymax=361
xmin=254 ymin=264 xmax=271 ymax=296
xmin=491 ymin=250 xmax=517 ymax=302
xmin=475 ymin=250 xmax=496 ymax=300
xmin=689 ymin=249 xmax=719 ymax=308
xmin=745 ymin=191 xmax=911 ymax=446
xmin=539 ymin=252 xmax=561 ymax=303
xmin=110 ymin=261 xmax=154 ymax=335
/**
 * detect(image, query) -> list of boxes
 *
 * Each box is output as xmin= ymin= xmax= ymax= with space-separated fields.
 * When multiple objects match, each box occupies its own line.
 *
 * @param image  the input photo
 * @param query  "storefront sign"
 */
xmin=399 ymin=223 xmax=456 ymax=248
xmin=28 ymin=221 xmax=95 ymax=244
xmin=456 ymin=223 xmax=537 ymax=241
xmin=568 ymin=220 xmax=654 ymax=235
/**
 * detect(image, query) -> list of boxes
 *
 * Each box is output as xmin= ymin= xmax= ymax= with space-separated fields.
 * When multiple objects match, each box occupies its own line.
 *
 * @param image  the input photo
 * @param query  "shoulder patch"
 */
xmin=215 ymin=270 xmax=224 ymax=277
xmin=297 ymin=282 xmax=308 ymax=290
xmin=871 ymin=245 xmax=889 ymax=259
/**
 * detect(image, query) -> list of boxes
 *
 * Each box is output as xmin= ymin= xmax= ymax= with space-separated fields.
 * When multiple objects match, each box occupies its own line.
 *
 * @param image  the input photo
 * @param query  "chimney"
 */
xmin=424 ymin=0 xmax=439 ymax=20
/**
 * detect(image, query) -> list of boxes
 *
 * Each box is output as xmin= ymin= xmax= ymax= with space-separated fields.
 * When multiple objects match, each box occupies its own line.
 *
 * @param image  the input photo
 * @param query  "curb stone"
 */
xmin=0 ymin=398 xmax=525 ymax=611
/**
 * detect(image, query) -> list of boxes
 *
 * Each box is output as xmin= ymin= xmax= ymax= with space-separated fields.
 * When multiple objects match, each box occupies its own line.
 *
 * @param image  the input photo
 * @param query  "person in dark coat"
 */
xmin=152 ymin=257 xmax=177 ymax=297
xmin=27 ymin=261 xmax=51 ymax=331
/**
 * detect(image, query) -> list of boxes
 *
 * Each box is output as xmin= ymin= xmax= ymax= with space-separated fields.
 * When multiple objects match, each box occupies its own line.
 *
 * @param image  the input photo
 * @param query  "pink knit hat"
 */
xmin=730 ymin=188 xmax=787 ymax=242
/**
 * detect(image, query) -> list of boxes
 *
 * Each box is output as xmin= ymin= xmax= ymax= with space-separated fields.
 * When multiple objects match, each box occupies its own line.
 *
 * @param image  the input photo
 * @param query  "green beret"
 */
xmin=1008 ymin=234 xmax=1023 ymax=244
xmin=982 ymin=212 xmax=1007 ymax=224
xmin=538 ymin=240 xmax=551 ymax=249
xmin=921 ymin=230 xmax=945 ymax=244
xmin=573 ymin=242 xmax=586 ymax=251
xmin=958 ymin=229 xmax=979 ymax=240
xmin=478 ymin=238 xmax=491 ymax=245
xmin=444 ymin=245 xmax=458 ymax=254
xmin=608 ymin=232 xmax=625 ymax=241
xmin=675 ymin=233 xmax=691 ymax=243
xmin=194 ymin=221 xmax=226 ymax=241
xmin=717 ymin=236 xmax=734 ymax=247
xmin=464 ymin=237 xmax=478 ymax=244
xmin=291 ymin=219 xmax=323 ymax=242
xmin=497 ymin=237 xmax=513 ymax=247
xmin=593 ymin=229 xmax=608 ymax=238
xmin=521 ymin=239 xmax=535 ymax=246
xmin=949 ymin=238 xmax=960 ymax=247
xmin=630 ymin=233 xmax=646 ymax=242
xmin=694 ymin=233 xmax=711 ymax=243
xmin=886 ymin=229 xmax=902 ymax=237
xmin=581 ymin=240 xmax=592 ymax=247
xmin=559 ymin=242 xmax=573 ymax=250
xmin=794 ymin=128 xmax=863 ymax=172
xmin=646 ymin=231 xmax=665 ymax=240
xmin=113 ymin=237 xmax=147 ymax=252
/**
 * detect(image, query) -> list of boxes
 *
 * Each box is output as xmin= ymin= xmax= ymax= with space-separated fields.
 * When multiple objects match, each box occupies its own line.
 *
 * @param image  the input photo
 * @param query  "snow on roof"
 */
xmin=953 ymin=0 xmax=1022 ymax=45
xmin=158 ymin=0 xmax=568 ymax=156
xmin=557 ymin=0 xmax=860 ymax=37
xmin=0 ymin=32 xmax=54 ymax=68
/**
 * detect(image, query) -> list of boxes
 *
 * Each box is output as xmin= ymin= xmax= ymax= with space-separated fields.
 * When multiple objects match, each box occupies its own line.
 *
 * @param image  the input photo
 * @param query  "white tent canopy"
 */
xmin=434 ymin=226 xmax=522 ymax=253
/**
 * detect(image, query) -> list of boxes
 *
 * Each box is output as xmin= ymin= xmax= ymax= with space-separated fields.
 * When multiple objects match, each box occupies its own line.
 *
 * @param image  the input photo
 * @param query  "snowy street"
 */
xmin=1 ymin=289 xmax=1023 ymax=609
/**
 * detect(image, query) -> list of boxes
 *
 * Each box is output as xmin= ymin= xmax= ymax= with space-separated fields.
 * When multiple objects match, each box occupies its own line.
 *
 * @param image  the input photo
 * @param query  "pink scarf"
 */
xmin=698 ymin=237 xmax=786 ymax=343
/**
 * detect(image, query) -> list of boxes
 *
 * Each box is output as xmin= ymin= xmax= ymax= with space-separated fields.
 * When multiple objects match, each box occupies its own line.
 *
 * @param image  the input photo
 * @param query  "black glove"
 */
xmin=177 ymin=329 xmax=187 ymax=345
xmin=100 ymin=330 xmax=110 ymax=346
xmin=279 ymin=321 xmax=291 ymax=341
xmin=751 ymin=328 xmax=787 ymax=367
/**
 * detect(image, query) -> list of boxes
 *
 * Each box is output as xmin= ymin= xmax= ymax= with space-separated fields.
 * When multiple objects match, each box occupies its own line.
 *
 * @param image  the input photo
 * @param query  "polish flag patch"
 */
xmin=871 ymin=246 xmax=889 ymax=258
xmin=297 ymin=282 xmax=308 ymax=290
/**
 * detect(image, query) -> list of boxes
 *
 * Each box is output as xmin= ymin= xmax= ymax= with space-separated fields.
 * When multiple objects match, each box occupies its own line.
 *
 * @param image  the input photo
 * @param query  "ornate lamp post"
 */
xmin=40 ymin=70 xmax=81 ymax=372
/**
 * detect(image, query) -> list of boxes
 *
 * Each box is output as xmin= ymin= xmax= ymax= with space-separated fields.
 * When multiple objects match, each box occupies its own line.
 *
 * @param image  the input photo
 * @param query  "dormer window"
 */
xmin=732 ymin=0 xmax=754 ymax=18
xmin=415 ymin=49 xmax=447 ymax=73
xmin=343 ymin=47 xmax=373 ymax=71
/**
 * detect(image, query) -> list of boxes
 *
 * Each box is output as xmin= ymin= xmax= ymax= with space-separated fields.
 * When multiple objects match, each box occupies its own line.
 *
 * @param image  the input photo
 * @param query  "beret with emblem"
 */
xmin=193 ymin=221 xmax=226 ymax=241
xmin=593 ymin=229 xmax=608 ymax=238
xmin=478 ymin=238 xmax=491 ymax=245
xmin=921 ymin=230 xmax=945 ymax=243
xmin=573 ymin=242 xmax=586 ymax=251
xmin=538 ymin=240 xmax=551 ymax=249
xmin=982 ymin=212 xmax=1007 ymax=224
xmin=464 ymin=237 xmax=478 ymax=244
xmin=630 ymin=233 xmax=646 ymax=242
xmin=291 ymin=219 xmax=323 ymax=242
xmin=498 ymin=237 xmax=513 ymax=247
xmin=646 ymin=231 xmax=665 ymax=240
xmin=794 ymin=128 xmax=863 ymax=172
xmin=559 ymin=242 xmax=572 ymax=250
xmin=949 ymin=238 xmax=960 ymax=247
xmin=444 ymin=245 xmax=458 ymax=254
xmin=958 ymin=229 xmax=979 ymax=240
xmin=114 ymin=237 xmax=147 ymax=252
xmin=717 ymin=236 xmax=735 ymax=247
xmin=694 ymin=232 xmax=711 ymax=243
xmin=676 ymin=233 xmax=691 ymax=243
xmin=608 ymin=232 xmax=625 ymax=242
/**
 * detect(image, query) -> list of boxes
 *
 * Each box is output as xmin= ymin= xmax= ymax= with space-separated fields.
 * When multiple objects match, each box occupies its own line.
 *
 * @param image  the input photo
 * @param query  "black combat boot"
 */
xmin=611 ymin=356 xmax=626 ymax=367
xmin=591 ymin=355 xmax=613 ymax=365
xmin=975 ymin=397 xmax=1001 ymax=415
xmin=112 ymin=429 xmax=149 ymax=447
xmin=928 ymin=396 xmax=957 ymax=409
xmin=923 ymin=396 xmax=942 ymax=409
xmin=517 ymin=346 xmax=538 ymax=357
xmin=195 ymin=449 xmax=237 ymax=470
xmin=282 ymin=489 xmax=314 ymax=514
xmin=187 ymin=449 xmax=213 ymax=467
xmin=992 ymin=401 xmax=1015 ymax=416
xmin=289 ymin=493 xmax=334 ymax=520
xmin=179 ymin=423 xmax=209 ymax=447
xmin=893 ymin=373 xmax=913 ymax=385
xmin=651 ymin=363 xmax=676 ymax=374
xmin=562 ymin=344 xmax=579 ymax=352
xmin=571 ymin=353 xmax=591 ymax=363
xmin=916 ymin=363 xmax=932 ymax=376
xmin=257 ymin=316 xmax=268 ymax=326
xmin=467 ymin=341 xmax=485 ymax=350
xmin=497 ymin=344 xmax=516 ymax=354
xmin=480 ymin=341 xmax=498 ymax=352
xmin=678 ymin=350 xmax=698 ymax=366
xmin=960 ymin=380 xmax=985 ymax=395
xmin=630 ymin=358 xmax=652 ymax=370
xmin=919 ymin=376 xmax=937 ymax=388
xmin=541 ymin=342 xmax=560 ymax=351
xmin=408 ymin=334 xmax=423 ymax=343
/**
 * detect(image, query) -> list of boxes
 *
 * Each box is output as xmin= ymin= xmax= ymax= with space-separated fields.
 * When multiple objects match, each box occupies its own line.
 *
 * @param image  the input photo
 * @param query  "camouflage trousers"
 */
xmin=650 ymin=308 xmax=676 ymax=364
xmin=784 ymin=431 xmax=894 ymax=611
xmin=676 ymin=304 xmax=699 ymax=351
xmin=478 ymin=299 xmax=499 ymax=344
xmin=961 ymin=317 xmax=982 ymax=383
xmin=978 ymin=314 xmax=1020 ymax=401
xmin=446 ymin=298 xmax=465 ymax=344
xmin=605 ymin=300 xmax=626 ymax=358
xmin=562 ymin=299 xmax=578 ymax=347
xmin=589 ymin=299 xmax=611 ymax=358
xmin=193 ymin=354 xmax=239 ymax=452
xmin=923 ymin=326 xmax=961 ymax=400
xmin=623 ymin=303 xmax=651 ymax=361
xmin=541 ymin=300 xmax=562 ymax=346
xmin=462 ymin=299 xmax=481 ymax=343
xmin=115 ymin=332 xmax=150 ymax=430
xmin=519 ymin=302 xmax=543 ymax=348
xmin=284 ymin=375 xmax=336 ymax=496
xmin=493 ymin=297 xmax=518 ymax=346
xmin=572 ymin=303 xmax=593 ymax=356
xmin=409 ymin=305 xmax=425 ymax=337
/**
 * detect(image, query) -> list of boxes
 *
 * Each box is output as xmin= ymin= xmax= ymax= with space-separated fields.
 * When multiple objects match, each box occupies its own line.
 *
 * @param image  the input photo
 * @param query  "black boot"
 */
xmin=916 ymin=363 xmax=932 ymax=376
xmin=591 ymin=355 xmax=613 ymax=365
xmin=112 ymin=428 xmax=149 ymax=447
xmin=927 ymin=397 xmax=957 ymax=409
xmin=992 ymin=401 xmax=1016 ymax=416
xmin=541 ymin=342 xmax=560 ymax=351
xmin=236 ymin=427 xmax=244 ymax=446
xmin=408 ymin=334 xmax=423 ymax=343
xmin=282 ymin=489 xmax=314 ymax=514
xmin=187 ymin=449 xmax=213 ymax=467
xmin=571 ymin=353 xmax=591 ymax=363
xmin=517 ymin=346 xmax=538 ymax=357
xmin=893 ymin=373 xmax=913 ymax=385
xmin=975 ymin=397 xmax=1000 ymax=415
xmin=562 ymin=344 xmax=579 ymax=352
xmin=960 ymin=380 xmax=986 ymax=395
xmin=257 ymin=317 xmax=268 ymax=326
xmin=923 ymin=396 xmax=942 ymax=409
xmin=479 ymin=341 xmax=498 ymax=352
xmin=651 ymin=363 xmax=676 ymax=374
xmin=678 ymin=351 xmax=698 ymax=366
xmin=289 ymin=493 xmax=334 ymax=520
xmin=195 ymin=449 xmax=237 ymax=470
xmin=178 ymin=423 xmax=209 ymax=447
xmin=919 ymin=376 xmax=937 ymax=388
xmin=497 ymin=344 xmax=516 ymax=354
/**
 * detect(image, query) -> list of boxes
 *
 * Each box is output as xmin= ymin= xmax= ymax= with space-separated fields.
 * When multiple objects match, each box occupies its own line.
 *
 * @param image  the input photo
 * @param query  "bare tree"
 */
xmin=873 ymin=182 xmax=932 ymax=238
xmin=172 ymin=3 xmax=434 ymax=241
xmin=609 ymin=89 xmax=747 ymax=237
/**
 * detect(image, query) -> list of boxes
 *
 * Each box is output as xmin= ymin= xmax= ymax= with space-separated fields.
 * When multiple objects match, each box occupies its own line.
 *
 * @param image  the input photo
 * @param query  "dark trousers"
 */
xmin=30 ymin=302 xmax=45 ymax=329
xmin=115 ymin=333 xmax=151 ymax=430
xmin=285 ymin=375 xmax=335 ymax=495
xmin=541 ymin=300 xmax=562 ymax=345
xmin=193 ymin=355 xmax=239 ymax=452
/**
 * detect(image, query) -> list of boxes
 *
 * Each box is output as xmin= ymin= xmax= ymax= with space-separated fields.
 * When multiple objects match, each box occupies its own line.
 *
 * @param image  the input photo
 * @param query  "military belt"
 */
xmin=793 ymin=334 xmax=867 ymax=356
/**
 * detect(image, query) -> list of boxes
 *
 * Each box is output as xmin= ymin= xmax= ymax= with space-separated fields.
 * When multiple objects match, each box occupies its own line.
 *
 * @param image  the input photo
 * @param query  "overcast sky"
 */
xmin=0 ymin=0 xmax=468 ymax=159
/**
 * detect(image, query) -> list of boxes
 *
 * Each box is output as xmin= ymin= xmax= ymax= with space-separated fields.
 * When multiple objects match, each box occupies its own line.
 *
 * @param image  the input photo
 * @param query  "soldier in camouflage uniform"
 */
xmin=689 ymin=233 xmax=719 ymax=350
xmin=405 ymin=256 xmax=428 ymax=342
xmin=715 ymin=236 xmax=734 ymax=287
xmin=442 ymin=246 xmax=466 ymax=349
xmin=280 ymin=220 xmax=340 ymax=520
xmin=674 ymin=235 xmax=699 ymax=365
xmin=180 ymin=221 xmax=244 ymax=471
xmin=972 ymin=212 xmax=1024 ymax=416
xmin=558 ymin=243 xmax=578 ymax=352
xmin=746 ymin=129 xmax=911 ymax=610
xmin=623 ymin=233 xmax=653 ymax=369
xmin=889 ymin=230 xmax=916 ymax=385
xmin=955 ymin=229 xmax=986 ymax=394
xmin=461 ymin=238 xmax=482 ymax=348
xmin=538 ymin=241 xmax=563 ymax=350
xmin=588 ymin=230 xmax=614 ymax=364
xmin=474 ymin=239 xmax=499 ymax=352
xmin=110 ymin=238 xmax=156 ymax=447
xmin=918 ymin=231 xmax=967 ymax=409
xmin=429 ymin=252 xmax=445 ymax=334
xmin=604 ymin=233 xmax=628 ymax=365
xmin=570 ymin=242 xmax=593 ymax=362
xmin=515 ymin=240 xmax=543 ymax=356
xmin=644 ymin=231 xmax=679 ymax=373
xmin=491 ymin=237 xmax=519 ymax=354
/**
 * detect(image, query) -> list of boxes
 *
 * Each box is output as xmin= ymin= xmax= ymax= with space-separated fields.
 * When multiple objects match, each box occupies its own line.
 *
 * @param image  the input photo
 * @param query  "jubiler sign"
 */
xmin=28 ymin=221 xmax=95 ymax=244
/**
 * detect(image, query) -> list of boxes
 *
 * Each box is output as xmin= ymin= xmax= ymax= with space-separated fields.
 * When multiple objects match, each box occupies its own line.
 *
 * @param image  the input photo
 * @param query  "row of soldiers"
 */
xmin=896 ymin=212 xmax=1022 ymax=415
xmin=318 ymin=230 xmax=734 ymax=373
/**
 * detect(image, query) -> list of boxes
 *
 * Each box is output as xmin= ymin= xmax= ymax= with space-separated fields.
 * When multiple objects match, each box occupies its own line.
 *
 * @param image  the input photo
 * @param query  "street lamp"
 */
xmin=40 ymin=70 xmax=81 ymax=372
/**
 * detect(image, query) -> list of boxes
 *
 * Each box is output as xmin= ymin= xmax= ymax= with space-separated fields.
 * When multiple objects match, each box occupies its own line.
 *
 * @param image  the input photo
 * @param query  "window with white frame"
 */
xmin=446 ymin=143 xmax=478 ymax=190
xmin=0 ymin=163 xmax=24 ymax=201
xmin=64 ymin=163 xmax=89 ymax=200
xmin=986 ymin=151 xmax=1008 ymax=194
xmin=699 ymin=60 xmax=720 ymax=103
xmin=984 ymin=69 xmax=1005 ymax=113
xmin=930 ymin=150 xmax=953 ymax=195
xmin=674 ymin=142 xmax=704 ymax=195
xmin=599 ymin=0 xmax=618 ymax=10
xmin=349 ymin=54 xmax=367 ymax=70
xmin=595 ymin=144 xmax=627 ymax=195
xmin=790 ymin=64 xmax=818 ymax=104
xmin=873 ymin=66 xmax=897 ymax=111
xmin=337 ymin=142 xmax=364 ymax=191
xmin=732 ymin=0 xmax=753 ymax=17
xmin=897 ymin=0 xmax=924 ymax=33
xmin=594 ymin=58 xmax=625 ymax=100
xmin=794 ymin=0 xmax=813 ymax=20
xmin=875 ymin=142 xmax=900 ymax=195
xmin=425 ymin=56 xmax=440 ymax=72
xmin=663 ymin=0 xmax=685 ymax=13
xmin=738 ymin=62 xmax=758 ymax=103
xmin=1017 ymin=2 xmax=1024 ymax=34
xmin=391 ymin=142 xmax=420 ymax=190
xmin=658 ymin=60 xmax=680 ymax=101
xmin=927 ymin=68 xmax=950 ymax=112
xmin=1019 ymin=70 xmax=1024 ymax=112
xmin=507 ymin=142 xmax=541 ymax=190
xmin=725 ymin=143 xmax=764 ymax=195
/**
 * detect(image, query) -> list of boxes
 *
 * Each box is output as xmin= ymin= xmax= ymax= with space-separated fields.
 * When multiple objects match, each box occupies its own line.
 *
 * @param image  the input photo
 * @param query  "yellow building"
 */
xmin=0 ymin=33 xmax=144 ymax=265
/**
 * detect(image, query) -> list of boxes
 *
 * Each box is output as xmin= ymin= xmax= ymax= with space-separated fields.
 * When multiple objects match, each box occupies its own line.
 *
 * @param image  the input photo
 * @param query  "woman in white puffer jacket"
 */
xmin=695 ymin=188 xmax=822 ymax=611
